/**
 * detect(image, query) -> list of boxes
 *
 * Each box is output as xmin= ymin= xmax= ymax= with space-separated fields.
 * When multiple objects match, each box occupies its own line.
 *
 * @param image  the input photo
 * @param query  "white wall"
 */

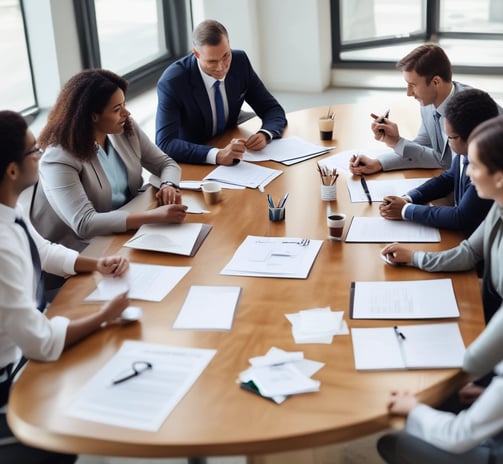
xmin=190 ymin=0 xmax=332 ymax=92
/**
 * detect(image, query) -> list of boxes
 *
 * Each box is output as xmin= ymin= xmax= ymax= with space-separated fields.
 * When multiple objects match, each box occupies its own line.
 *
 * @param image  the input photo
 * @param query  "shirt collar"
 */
xmin=196 ymin=58 xmax=226 ymax=93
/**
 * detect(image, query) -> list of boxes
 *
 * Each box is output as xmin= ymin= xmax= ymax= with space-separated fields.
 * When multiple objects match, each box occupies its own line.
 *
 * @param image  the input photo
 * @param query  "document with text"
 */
xmin=351 ymin=322 xmax=466 ymax=370
xmin=220 ymin=235 xmax=323 ymax=278
xmin=345 ymin=216 xmax=440 ymax=242
xmin=204 ymin=161 xmax=282 ymax=189
xmin=350 ymin=278 xmax=459 ymax=319
xmin=65 ymin=340 xmax=216 ymax=431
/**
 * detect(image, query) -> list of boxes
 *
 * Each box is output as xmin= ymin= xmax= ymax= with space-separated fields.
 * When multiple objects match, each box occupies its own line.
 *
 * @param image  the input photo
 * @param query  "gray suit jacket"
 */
xmin=30 ymin=119 xmax=181 ymax=252
xmin=379 ymin=82 xmax=502 ymax=171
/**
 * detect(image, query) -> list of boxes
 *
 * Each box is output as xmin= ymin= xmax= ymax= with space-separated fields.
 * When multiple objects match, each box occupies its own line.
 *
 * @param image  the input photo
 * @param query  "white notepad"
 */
xmin=351 ymin=322 xmax=466 ymax=370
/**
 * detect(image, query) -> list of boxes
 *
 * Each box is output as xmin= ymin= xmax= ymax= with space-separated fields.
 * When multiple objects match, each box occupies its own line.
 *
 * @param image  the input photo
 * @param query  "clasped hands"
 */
xmin=216 ymin=132 xmax=268 ymax=165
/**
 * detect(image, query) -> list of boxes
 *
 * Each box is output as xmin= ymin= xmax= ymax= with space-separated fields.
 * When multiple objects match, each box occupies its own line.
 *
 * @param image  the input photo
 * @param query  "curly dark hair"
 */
xmin=38 ymin=69 xmax=133 ymax=161
xmin=397 ymin=44 xmax=452 ymax=85
xmin=0 ymin=110 xmax=28 ymax=181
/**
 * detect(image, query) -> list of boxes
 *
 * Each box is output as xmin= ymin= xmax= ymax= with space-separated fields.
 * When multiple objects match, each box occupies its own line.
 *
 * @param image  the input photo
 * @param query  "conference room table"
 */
xmin=8 ymin=99 xmax=486 ymax=460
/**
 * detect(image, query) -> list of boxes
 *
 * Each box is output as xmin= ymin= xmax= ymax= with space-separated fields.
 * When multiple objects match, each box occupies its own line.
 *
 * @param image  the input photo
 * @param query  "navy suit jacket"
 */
xmin=155 ymin=50 xmax=287 ymax=164
xmin=405 ymin=155 xmax=493 ymax=237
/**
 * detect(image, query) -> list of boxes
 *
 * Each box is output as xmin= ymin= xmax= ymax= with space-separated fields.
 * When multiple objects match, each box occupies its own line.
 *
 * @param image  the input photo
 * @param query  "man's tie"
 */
xmin=213 ymin=80 xmax=225 ymax=133
xmin=15 ymin=217 xmax=46 ymax=311
xmin=433 ymin=110 xmax=445 ymax=154
xmin=457 ymin=156 xmax=469 ymax=205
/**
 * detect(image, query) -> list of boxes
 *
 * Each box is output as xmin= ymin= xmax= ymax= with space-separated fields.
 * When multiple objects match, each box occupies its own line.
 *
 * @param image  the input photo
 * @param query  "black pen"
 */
xmin=360 ymin=175 xmax=372 ymax=205
xmin=394 ymin=326 xmax=406 ymax=340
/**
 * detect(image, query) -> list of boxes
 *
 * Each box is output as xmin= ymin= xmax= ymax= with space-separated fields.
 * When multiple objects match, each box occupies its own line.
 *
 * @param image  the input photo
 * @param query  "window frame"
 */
xmin=73 ymin=0 xmax=192 ymax=98
xmin=330 ymin=0 xmax=503 ymax=75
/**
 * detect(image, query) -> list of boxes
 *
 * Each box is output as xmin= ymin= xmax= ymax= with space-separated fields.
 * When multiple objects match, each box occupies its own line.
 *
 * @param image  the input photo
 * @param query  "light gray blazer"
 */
xmin=379 ymin=82 xmax=503 ymax=171
xmin=30 ymin=119 xmax=181 ymax=252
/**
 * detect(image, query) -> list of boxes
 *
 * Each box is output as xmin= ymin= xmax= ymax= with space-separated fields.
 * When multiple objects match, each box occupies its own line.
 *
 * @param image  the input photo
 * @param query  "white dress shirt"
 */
xmin=0 ymin=203 xmax=77 ymax=368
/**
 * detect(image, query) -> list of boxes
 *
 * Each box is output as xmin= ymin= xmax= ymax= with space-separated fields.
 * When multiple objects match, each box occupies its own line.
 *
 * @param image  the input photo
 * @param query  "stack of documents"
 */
xmin=285 ymin=307 xmax=349 ymax=343
xmin=345 ymin=217 xmax=440 ymax=242
xmin=203 ymin=161 xmax=282 ymax=189
xmin=350 ymin=278 xmax=459 ymax=319
xmin=238 ymin=347 xmax=323 ymax=404
xmin=351 ymin=322 xmax=466 ymax=370
xmin=221 ymin=236 xmax=323 ymax=278
xmin=124 ymin=222 xmax=211 ymax=256
xmin=242 ymin=136 xmax=333 ymax=165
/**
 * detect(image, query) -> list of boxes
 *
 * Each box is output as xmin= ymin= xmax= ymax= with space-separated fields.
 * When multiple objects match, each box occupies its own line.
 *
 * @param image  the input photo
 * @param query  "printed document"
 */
xmin=350 ymin=278 xmax=459 ymax=319
xmin=345 ymin=217 xmax=440 ymax=242
xmin=351 ymin=322 xmax=465 ymax=370
xmin=65 ymin=340 xmax=216 ymax=431
xmin=220 ymin=235 xmax=323 ymax=278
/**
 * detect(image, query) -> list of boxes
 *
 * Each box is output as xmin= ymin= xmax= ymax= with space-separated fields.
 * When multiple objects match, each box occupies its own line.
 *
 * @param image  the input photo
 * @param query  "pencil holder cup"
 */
xmin=269 ymin=207 xmax=286 ymax=222
xmin=320 ymin=183 xmax=337 ymax=201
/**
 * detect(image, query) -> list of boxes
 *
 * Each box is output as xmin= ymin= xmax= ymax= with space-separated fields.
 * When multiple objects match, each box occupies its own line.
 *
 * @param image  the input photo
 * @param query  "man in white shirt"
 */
xmin=0 ymin=110 xmax=130 ymax=463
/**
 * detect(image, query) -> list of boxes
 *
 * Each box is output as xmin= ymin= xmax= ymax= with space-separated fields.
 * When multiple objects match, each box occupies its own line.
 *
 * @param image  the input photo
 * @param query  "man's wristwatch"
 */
xmin=160 ymin=180 xmax=180 ymax=190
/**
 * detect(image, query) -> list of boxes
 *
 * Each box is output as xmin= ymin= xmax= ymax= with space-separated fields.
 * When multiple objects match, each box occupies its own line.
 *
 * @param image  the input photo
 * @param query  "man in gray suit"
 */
xmin=350 ymin=44 xmax=501 ymax=174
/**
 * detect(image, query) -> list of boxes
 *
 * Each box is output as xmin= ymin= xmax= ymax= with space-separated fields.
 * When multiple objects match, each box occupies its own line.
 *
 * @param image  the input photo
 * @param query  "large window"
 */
xmin=0 ymin=0 xmax=36 ymax=113
xmin=74 ymin=0 xmax=191 ymax=96
xmin=332 ymin=0 xmax=503 ymax=72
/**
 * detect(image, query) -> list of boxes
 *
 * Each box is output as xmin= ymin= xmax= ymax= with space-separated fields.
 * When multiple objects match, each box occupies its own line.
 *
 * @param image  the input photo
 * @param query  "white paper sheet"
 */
xmin=220 ymin=236 xmax=323 ymax=278
xmin=345 ymin=217 xmax=440 ymax=242
xmin=204 ymin=161 xmax=282 ymax=189
xmin=351 ymin=323 xmax=466 ymax=370
xmin=346 ymin=177 xmax=431 ymax=202
xmin=84 ymin=263 xmax=191 ymax=302
xmin=350 ymin=278 xmax=460 ymax=319
xmin=172 ymin=285 xmax=242 ymax=330
xmin=65 ymin=340 xmax=216 ymax=431
xmin=242 ymin=136 xmax=332 ymax=163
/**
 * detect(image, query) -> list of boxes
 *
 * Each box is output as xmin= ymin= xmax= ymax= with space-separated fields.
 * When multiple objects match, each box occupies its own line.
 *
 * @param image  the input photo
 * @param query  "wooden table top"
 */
xmin=7 ymin=100 xmax=485 ymax=458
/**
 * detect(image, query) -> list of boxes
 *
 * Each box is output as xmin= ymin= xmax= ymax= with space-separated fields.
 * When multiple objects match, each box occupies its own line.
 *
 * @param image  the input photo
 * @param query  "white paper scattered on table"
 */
xmin=173 ymin=285 xmax=242 ymax=330
xmin=285 ymin=307 xmax=349 ymax=344
xmin=84 ymin=263 xmax=191 ymax=302
xmin=65 ymin=340 xmax=216 ymax=431
xmin=239 ymin=347 xmax=323 ymax=404
xmin=351 ymin=323 xmax=465 ymax=370
xmin=221 ymin=235 xmax=323 ymax=278
xmin=350 ymin=278 xmax=459 ymax=319
xmin=204 ymin=161 xmax=282 ymax=189
xmin=346 ymin=177 xmax=431 ymax=203
xmin=243 ymin=136 xmax=332 ymax=164
xmin=345 ymin=217 xmax=440 ymax=242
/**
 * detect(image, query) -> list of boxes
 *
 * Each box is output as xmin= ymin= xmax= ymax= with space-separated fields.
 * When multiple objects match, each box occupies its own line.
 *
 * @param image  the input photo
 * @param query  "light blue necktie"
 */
xmin=433 ymin=110 xmax=445 ymax=154
xmin=213 ymin=80 xmax=225 ymax=133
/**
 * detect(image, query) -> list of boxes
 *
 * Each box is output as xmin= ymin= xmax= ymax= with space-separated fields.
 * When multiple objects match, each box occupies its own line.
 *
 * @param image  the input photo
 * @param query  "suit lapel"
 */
xmin=189 ymin=56 xmax=214 ymax=137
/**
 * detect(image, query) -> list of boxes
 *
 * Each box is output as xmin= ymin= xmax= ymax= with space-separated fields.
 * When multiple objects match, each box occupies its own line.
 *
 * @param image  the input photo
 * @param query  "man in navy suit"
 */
xmin=350 ymin=44 xmax=502 ymax=174
xmin=155 ymin=19 xmax=287 ymax=165
xmin=378 ymin=89 xmax=498 ymax=237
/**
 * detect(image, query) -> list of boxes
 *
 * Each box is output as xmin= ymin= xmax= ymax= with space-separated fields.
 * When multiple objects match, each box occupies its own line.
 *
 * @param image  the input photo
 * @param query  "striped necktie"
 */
xmin=213 ymin=80 xmax=225 ymax=133
xmin=15 ymin=217 xmax=46 ymax=311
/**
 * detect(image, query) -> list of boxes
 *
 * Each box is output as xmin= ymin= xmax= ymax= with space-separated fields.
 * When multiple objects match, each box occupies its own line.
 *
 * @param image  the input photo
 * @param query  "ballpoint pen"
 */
xmin=267 ymin=194 xmax=275 ymax=208
xmin=394 ymin=326 xmax=406 ymax=340
xmin=278 ymin=192 xmax=289 ymax=208
xmin=360 ymin=175 xmax=372 ymax=205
